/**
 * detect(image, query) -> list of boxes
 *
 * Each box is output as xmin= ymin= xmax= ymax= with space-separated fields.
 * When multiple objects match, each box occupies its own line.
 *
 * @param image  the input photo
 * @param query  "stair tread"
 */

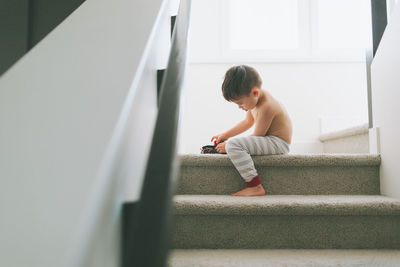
xmin=173 ymin=194 xmax=400 ymax=215
xmin=167 ymin=249 xmax=400 ymax=267
xmin=178 ymin=153 xmax=380 ymax=167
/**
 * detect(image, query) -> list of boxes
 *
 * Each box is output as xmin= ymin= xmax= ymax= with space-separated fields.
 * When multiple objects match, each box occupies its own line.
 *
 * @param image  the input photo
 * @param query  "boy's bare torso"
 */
xmin=251 ymin=90 xmax=292 ymax=144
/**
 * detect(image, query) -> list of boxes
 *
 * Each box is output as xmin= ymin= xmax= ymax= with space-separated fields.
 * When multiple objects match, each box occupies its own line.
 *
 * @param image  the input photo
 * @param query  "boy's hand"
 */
xmin=215 ymin=142 xmax=227 ymax=154
xmin=211 ymin=133 xmax=228 ymax=144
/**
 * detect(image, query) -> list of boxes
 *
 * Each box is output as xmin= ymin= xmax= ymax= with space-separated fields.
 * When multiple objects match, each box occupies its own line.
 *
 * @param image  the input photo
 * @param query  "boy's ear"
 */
xmin=251 ymin=87 xmax=259 ymax=96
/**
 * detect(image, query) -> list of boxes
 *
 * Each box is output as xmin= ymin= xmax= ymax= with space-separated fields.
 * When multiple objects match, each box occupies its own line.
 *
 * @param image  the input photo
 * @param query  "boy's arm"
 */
xmin=223 ymin=111 xmax=254 ymax=139
xmin=250 ymin=107 xmax=275 ymax=136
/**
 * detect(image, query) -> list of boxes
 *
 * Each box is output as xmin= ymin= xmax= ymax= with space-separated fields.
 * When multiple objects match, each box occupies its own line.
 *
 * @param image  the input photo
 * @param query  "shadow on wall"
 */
xmin=0 ymin=0 xmax=86 ymax=76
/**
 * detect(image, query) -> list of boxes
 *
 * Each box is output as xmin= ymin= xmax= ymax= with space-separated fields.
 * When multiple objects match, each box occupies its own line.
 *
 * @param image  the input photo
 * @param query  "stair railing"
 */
xmin=367 ymin=0 xmax=388 ymax=128
xmin=122 ymin=0 xmax=192 ymax=266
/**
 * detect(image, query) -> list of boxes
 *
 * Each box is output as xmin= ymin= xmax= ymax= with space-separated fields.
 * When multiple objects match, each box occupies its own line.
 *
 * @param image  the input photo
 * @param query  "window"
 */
xmin=228 ymin=0 xmax=300 ymax=50
xmin=219 ymin=0 xmax=372 ymax=62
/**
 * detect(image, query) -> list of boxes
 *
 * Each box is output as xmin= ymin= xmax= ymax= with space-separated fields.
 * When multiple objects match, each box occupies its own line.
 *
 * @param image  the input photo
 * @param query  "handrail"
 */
xmin=366 ymin=0 xmax=388 ymax=128
xmin=123 ymin=0 xmax=192 ymax=266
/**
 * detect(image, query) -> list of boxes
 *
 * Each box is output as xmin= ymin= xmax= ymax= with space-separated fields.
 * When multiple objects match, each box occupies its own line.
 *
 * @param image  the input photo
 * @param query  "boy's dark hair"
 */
xmin=221 ymin=65 xmax=262 ymax=101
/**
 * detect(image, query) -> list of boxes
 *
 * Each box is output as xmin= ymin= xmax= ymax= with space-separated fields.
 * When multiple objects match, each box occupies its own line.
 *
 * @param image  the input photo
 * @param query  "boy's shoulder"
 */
xmin=259 ymin=90 xmax=274 ymax=108
xmin=258 ymin=91 xmax=281 ymax=114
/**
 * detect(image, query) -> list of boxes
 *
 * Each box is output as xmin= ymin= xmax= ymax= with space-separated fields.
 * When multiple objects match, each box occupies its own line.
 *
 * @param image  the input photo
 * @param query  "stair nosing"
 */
xmin=178 ymin=154 xmax=381 ymax=167
xmin=173 ymin=195 xmax=400 ymax=216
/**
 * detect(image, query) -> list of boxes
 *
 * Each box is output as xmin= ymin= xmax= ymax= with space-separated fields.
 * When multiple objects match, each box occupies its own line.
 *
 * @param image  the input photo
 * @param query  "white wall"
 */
xmin=371 ymin=3 xmax=400 ymax=199
xmin=0 ymin=0 xmax=172 ymax=266
xmin=178 ymin=62 xmax=369 ymax=154
xmin=388 ymin=0 xmax=400 ymax=21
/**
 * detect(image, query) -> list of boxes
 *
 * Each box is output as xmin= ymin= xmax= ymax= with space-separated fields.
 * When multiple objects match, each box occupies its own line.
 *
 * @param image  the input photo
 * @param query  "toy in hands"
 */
xmin=200 ymin=140 xmax=224 ymax=154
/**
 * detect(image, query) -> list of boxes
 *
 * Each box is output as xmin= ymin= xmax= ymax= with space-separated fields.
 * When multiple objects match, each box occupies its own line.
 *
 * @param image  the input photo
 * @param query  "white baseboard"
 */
xmin=288 ymin=141 xmax=324 ymax=154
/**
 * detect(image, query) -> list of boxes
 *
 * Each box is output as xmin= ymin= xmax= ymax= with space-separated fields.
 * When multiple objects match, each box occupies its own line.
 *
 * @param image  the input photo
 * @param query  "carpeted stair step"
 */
xmin=167 ymin=249 xmax=400 ymax=267
xmin=176 ymin=154 xmax=381 ymax=195
xmin=171 ymin=194 xmax=400 ymax=249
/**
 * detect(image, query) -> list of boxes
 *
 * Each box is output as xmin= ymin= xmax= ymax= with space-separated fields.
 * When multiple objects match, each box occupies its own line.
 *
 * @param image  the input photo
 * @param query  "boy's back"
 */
xmin=250 ymin=89 xmax=292 ymax=144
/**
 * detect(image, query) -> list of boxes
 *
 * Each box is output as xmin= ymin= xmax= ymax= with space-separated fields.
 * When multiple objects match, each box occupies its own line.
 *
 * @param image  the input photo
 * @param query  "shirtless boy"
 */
xmin=211 ymin=65 xmax=292 ymax=197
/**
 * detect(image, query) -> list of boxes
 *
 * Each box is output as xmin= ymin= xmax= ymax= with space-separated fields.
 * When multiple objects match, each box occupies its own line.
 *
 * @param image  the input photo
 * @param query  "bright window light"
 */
xmin=228 ymin=0 xmax=299 ymax=50
xmin=316 ymin=0 xmax=370 ymax=49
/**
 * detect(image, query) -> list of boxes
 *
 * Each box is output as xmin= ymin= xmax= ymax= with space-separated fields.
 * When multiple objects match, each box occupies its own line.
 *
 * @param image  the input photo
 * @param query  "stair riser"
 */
xmin=172 ymin=215 xmax=400 ymax=249
xmin=176 ymin=165 xmax=380 ymax=195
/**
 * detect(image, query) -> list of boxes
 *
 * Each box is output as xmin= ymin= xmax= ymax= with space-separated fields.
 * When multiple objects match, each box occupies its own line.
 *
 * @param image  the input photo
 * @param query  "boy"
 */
xmin=211 ymin=65 xmax=292 ymax=197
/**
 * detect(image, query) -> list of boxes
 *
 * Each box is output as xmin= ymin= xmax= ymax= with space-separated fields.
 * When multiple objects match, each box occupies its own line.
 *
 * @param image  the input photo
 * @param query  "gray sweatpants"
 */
xmin=225 ymin=135 xmax=290 ymax=181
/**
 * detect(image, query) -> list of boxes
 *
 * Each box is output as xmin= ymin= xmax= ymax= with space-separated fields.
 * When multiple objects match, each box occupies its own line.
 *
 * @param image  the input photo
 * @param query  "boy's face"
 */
xmin=231 ymin=88 xmax=259 ymax=111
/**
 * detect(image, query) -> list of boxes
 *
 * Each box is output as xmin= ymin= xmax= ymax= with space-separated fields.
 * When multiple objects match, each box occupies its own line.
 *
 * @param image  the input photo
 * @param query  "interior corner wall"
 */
xmin=371 ymin=4 xmax=400 ymax=199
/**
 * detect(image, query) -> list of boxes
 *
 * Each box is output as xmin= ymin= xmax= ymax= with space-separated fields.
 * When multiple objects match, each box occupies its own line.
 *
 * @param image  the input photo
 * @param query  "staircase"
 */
xmin=167 ymin=153 xmax=400 ymax=266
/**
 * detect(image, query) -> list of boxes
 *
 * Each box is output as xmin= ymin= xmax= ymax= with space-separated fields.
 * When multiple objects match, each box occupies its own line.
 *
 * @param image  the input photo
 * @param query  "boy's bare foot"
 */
xmin=231 ymin=184 xmax=266 ymax=196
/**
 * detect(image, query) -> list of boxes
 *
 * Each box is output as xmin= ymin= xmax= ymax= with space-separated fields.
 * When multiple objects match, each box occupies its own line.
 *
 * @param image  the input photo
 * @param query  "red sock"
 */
xmin=246 ymin=175 xmax=261 ymax=187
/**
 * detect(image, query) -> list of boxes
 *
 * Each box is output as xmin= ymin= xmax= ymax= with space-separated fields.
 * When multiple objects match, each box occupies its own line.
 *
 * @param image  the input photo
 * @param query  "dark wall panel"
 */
xmin=0 ymin=0 xmax=86 ymax=76
xmin=29 ymin=0 xmax=86 ymax=48
xmin=0 ymin=0 xmax=29 ymax=75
